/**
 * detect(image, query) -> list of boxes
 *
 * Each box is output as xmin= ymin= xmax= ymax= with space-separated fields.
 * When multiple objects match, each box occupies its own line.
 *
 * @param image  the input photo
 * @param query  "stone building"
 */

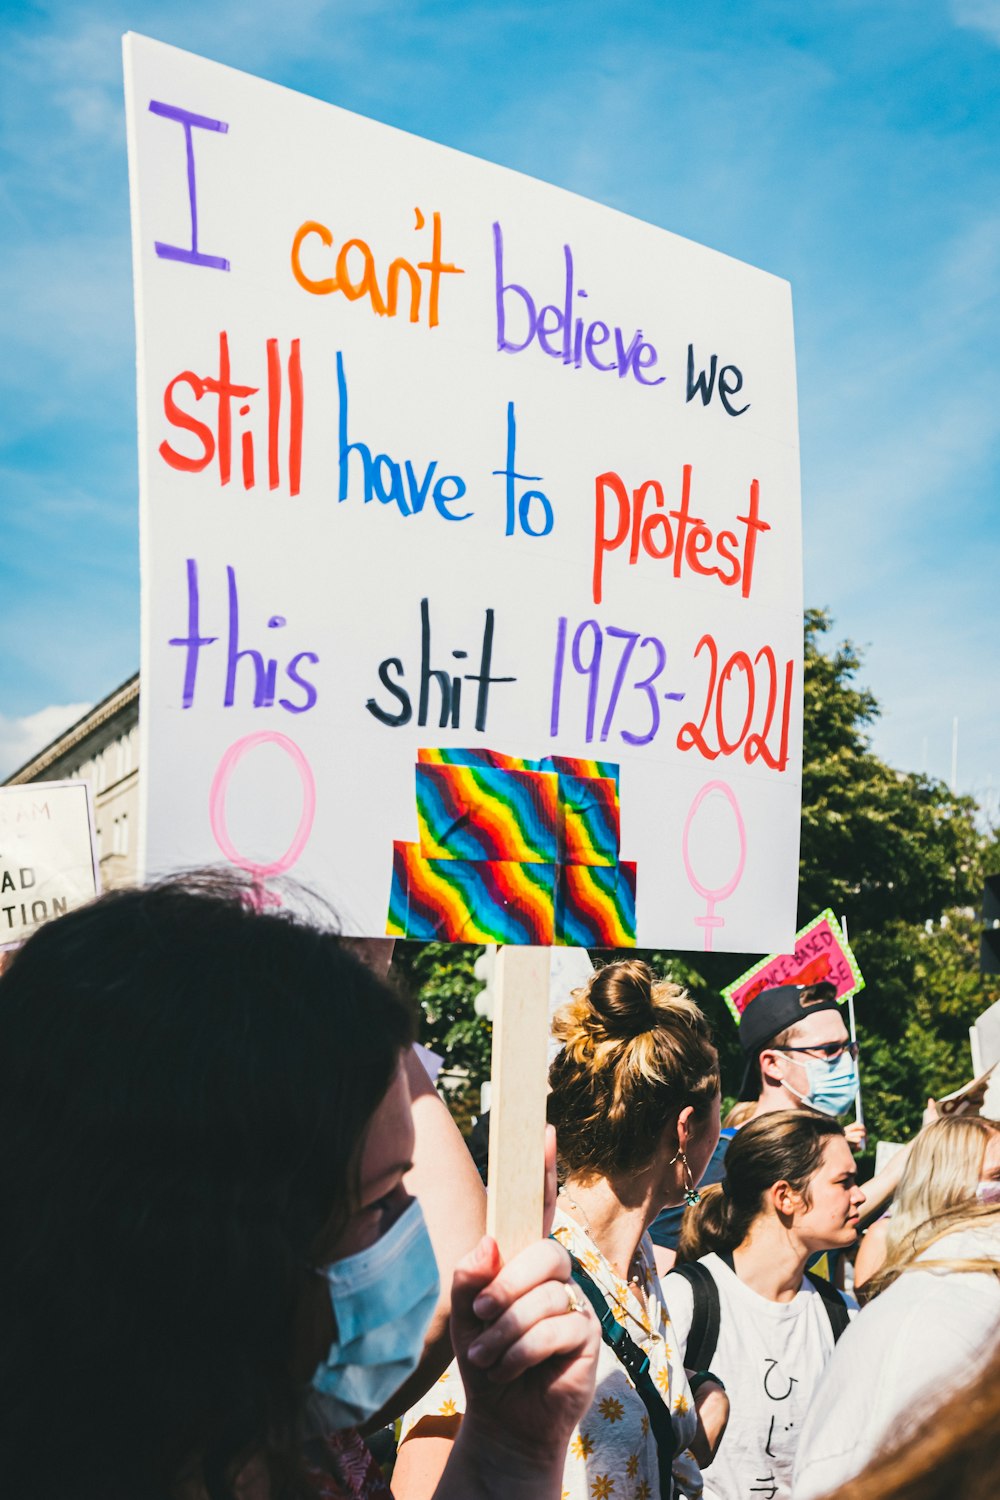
xmin=3 ymin=674 xmax=140 ymax=891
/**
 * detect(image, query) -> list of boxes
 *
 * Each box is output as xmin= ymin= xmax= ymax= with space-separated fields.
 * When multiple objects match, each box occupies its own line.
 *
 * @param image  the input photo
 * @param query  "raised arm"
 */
xmin=430 ymin=1128 xmax=600 ymax=1500
xmin=854 ymin=1096 xmax=945 ymax=1231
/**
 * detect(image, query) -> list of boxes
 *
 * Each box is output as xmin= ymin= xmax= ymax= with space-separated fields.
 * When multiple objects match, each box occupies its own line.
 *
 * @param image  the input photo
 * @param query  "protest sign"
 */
xmin=721 ymin=908 xmax=864 ymax=1024
xmin=124 ymin=34 xmax=804 ymax=954
xmin=874 ymin=1139 xmax=905 ymax=1177
xmin=971 ymin=997 xmax=1000 ymax=1076
xmin=937 ymin=1065 xmax=995 ymax=1117
xmin=0 ymin=782 xmax=100 ymax=950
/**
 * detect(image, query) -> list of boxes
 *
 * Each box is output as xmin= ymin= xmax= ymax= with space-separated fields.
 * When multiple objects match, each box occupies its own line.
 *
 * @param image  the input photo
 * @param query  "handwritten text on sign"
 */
xmin=0 ymin=782 xmax=100 ymax=949
xmin=721 ymin=910 xmax=866 ymax=1024
xmin=126 ymin=34 xmax=803 ymax=950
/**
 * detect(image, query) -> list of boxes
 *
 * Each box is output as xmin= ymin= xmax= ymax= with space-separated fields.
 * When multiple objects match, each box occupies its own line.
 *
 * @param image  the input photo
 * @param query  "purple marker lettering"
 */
xmin=571 ymin=619 xmax=603 ymax=743
xmin=550 ymin=615 xmax=568 ymax=736
xmin=561 ymin=244 xmax=574 ymax=364
xmin=149 ymin=100 xmax=230 ymax=271
xmin=225 ymin=565 xmax=272 ymax=707
xmin=168 ymin=557 xmax=219 ymax=708
xmin=493 ymin=221 xmax=536 ymax=354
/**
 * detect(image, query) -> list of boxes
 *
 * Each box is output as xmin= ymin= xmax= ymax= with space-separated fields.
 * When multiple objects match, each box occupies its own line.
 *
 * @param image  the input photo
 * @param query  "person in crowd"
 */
xmin=648 ymin=1102 xmax=754 ymax=1273
xmin=853 ymin=1114 xmax=1000 ymax=1293
xmin=651 ymin=984 xmax=864 ymax=1269
xmin=394 ymin=959 xmax=729 ymax=1500
xmin=652 ymin=981 xmax=975 ymax=1280
xmin=791 ymin=1192 xmax=1000 ymax=1499
xmin=815 ymin=1336 xmax=1000 ymax=1500
xmin=665 ymin=1112 xmax=861 ymax=1500
xmin=0 ymin=879 xmax=601 ymax=1500
xmin=341 ymin=934 xmax=489 ymax=1430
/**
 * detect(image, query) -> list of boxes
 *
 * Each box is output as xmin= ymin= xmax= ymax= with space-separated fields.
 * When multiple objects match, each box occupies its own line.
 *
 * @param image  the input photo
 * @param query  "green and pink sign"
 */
xmin=722 ymin=908 xmax=865 ymax=1024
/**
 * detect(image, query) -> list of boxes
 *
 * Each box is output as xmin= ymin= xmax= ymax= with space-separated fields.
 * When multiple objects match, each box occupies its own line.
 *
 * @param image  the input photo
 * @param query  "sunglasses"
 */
xmin=771 ymin=1040 xmax=860 ymax=1062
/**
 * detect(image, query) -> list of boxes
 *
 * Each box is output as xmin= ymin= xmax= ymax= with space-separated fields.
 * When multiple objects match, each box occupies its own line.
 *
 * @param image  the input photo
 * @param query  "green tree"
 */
xmin=650 ymin=610 xmax=997 ymax=1146
xmin=797 ymin=610 xmax=982 ymax=929
xmin=797 ymin=612 xmax=996 ymax=1145
xmin=391 ymin=940 xmax=491 ymax=1132
xmin=395 ymin=611 xmax=999 ymax=1150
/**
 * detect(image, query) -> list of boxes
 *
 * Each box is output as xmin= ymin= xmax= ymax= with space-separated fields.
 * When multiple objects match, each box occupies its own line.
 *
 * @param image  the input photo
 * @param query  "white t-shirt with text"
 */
xmin=666 ymin=1254 xmax=852 ymax=1500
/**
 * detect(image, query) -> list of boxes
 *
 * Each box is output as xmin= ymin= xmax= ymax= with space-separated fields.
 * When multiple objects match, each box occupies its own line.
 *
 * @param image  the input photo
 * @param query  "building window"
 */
xmin=111 ymin=813 xmax=129 ymax=858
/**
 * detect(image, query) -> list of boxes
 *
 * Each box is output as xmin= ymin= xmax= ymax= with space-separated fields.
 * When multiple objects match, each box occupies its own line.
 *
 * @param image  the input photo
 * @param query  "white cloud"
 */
xmin=952 ymin=0 xmax=1000 ymax=44
xmin=0 ymin=704 xmax=92 ymax=782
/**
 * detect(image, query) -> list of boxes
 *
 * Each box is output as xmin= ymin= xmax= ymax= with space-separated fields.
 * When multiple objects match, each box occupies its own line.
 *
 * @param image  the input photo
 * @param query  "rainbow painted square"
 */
xmin=386 ymin=749 xmax=636 ymax=945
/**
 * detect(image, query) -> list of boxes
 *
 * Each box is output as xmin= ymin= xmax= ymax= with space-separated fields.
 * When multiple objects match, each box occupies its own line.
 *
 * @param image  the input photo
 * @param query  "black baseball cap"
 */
xmin=737 ymin=983 xmax=842 ymax=1100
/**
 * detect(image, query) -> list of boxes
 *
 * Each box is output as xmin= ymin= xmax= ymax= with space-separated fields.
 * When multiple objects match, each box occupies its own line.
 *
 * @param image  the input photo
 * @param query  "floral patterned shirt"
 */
xmin=401 ymin=1208 xmax=703 ymax=1500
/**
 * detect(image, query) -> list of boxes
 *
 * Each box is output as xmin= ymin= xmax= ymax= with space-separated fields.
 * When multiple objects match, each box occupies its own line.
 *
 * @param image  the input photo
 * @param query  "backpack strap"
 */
xmin=803 ymin=1269 xmax=851 ymax=1342
xmin=566 ymin=1253 xmax=677 ymax=1499
xmin=666 ymin=1260 xmax=722 ymax=1370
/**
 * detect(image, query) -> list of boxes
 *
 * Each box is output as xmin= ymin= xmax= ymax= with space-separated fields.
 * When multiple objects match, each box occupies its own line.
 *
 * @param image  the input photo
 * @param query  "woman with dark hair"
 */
xmin=667 ymin=1112 xmax=863 ymax=1500
xmin=0 ymin=879 xmax=599 ymax=1500
xmin=396 ymin=959 xmax=729 ymax=1500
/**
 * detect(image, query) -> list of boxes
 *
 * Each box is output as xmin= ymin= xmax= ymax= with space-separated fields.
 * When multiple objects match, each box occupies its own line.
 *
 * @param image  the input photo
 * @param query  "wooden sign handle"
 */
xmin=486 ymin=944 xmax=552 ymax=1260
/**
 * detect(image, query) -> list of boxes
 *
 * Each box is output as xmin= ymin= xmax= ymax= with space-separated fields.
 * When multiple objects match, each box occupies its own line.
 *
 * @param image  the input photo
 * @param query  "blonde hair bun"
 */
xmin=548 ymin=959 xmax=719 ymax=1178
xmin=553 ymin=958 xmax=695 ymax=1049
xmin=588 ymin=959 xmax=659 ymax=1039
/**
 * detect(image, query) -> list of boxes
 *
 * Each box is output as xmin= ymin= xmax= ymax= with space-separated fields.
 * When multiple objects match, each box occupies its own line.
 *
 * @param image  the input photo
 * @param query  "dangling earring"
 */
xmin=670 ymin=1149 xmax=701 ymax=1207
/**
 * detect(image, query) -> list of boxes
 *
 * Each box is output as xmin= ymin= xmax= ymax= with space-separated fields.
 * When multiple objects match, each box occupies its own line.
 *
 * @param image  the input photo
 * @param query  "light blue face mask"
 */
xmin=799 ymin=1051 xmax=860 ymax=1117
xmin=311 ymin=1197 xmax=440 ymax=1428
xmin=782 ymin=1050 xmax=860 ymax=1117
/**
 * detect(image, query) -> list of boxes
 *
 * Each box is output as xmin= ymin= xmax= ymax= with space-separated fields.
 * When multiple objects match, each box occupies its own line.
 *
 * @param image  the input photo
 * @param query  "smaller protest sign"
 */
xmin=0 ymin=781 xmax=100 ymax=950
xmin=971 ymin=997 xmax=1000 ymax=1075
xmin=971 ymin=1000 xmax=1000 ymax=1119
xmin=874 ymin=1139 xmax=905 ymax=1177
xmin=721 ymin=907 xmax=864 ymax=1024
xmin=937 ymin=1064 xmax=995 ymax=1118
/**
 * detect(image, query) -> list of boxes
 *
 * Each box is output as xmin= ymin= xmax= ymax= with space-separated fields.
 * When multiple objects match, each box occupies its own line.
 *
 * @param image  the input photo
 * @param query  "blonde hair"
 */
xmin=547 ymin=959 xmax=719 ymax=1178
xmin=869 ymin=1117 xmax=1000 ymax=1295
xmin=723 ymin=1100 xmax=756 ymax=1129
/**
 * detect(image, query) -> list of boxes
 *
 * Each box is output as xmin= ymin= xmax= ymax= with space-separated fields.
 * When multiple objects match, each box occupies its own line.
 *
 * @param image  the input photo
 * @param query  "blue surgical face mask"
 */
xmin=784 ymin=1051 xmax=860 ymax=1117
xmin=310 ymin=1197 xmax=440 ymax=1428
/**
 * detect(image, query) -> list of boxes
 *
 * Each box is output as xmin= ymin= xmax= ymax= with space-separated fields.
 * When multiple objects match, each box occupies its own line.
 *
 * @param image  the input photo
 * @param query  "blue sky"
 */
xmin=1 ymin=0 xmax=998 ymax=816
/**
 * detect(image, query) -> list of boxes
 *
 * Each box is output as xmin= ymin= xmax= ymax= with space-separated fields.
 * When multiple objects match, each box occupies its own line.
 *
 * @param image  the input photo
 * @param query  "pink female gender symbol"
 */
xmin=209 ymin=731 xmax=317 ymax=911
xmin=681 ymin=779 xmax=747 ymax=952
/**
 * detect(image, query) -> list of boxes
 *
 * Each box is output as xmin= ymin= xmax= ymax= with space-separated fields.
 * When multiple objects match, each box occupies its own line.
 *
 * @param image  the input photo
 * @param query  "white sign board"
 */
xmin=0 ymin=781 xmax=100 ymax=949
xmin=874 ymin=1140 xmax=906 ymax=1178
xmin=972 ymin=998 xmax=1000 ymax=1075
xmin=971 ymin=1000 xmax=1000 ymax=1118
xmin=124 ymin=34 xmax=803 ymax=951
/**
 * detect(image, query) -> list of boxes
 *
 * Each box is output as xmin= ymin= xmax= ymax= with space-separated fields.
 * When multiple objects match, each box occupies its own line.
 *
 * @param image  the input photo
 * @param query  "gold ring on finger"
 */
xmin=565 ymin=1285 xmax=586 ymax=1315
